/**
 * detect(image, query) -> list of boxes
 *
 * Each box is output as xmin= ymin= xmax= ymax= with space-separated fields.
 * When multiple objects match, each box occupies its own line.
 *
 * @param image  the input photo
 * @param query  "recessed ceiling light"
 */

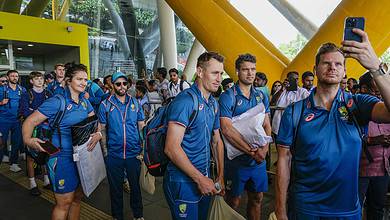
xmin=27 ymin=44 xmax=34 ymax=47
xmin=17 ymin=47 xmax=22 ymax=50
xmin=1 ymin=53 xmax=5 ymax=55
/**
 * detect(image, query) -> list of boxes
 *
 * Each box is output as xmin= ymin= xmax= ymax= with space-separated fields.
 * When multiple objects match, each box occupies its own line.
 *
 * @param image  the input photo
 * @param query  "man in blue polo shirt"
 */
xmin=163 ymin=52 xmax=225 ymax=220
xmin=47 ymin=64 xmax=66 ymax=96
xmin=275 ymin=29 xmax=390 ymax=220
xmin=98 ymin=72 xmax=145 ymax=220
xmin=219 ymin=53 xmax=271 ymax=220
xmin=0 ymin=70 xmax=27 ymax=172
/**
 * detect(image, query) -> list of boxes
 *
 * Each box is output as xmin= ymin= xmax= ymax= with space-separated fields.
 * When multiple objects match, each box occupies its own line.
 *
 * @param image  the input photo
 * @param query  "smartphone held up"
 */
xmin=343 ymin=17 xmax=365 ymax=42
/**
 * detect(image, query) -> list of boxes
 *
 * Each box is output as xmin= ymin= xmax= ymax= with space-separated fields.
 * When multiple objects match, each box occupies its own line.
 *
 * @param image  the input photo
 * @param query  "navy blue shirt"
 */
xmin=0 ymin=84 xmax=27 ymax=122
xmin=219 ymin=83 xmax=270 ymax=167
xmin=21 ymin=89 xmax=48 ymax=117
xmin=276 ymin=89 xmax=379 ymax=216
xmin=166 ymin=83 xmax=220 ymax=181
xmin=38 ymin=87 xmax=94 ymax=157
xmin=98 ymin=94 xmax=145 ymax=159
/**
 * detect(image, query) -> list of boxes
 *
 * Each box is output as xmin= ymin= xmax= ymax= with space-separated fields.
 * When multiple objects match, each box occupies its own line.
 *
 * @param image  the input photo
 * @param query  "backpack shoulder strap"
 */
xmin=186 ymin=89 xmax=199 ymax=129
xmin=230 ymin=86 xmax=238 ymax=115
xmin=291 ymin=100 xmax=305 ymax=149
xmin=342 ymin=92 xmax=373 ymax=163
xmin=51 ymin=94 xmax=66 ymax=129
xmin=28 ymin=89 xmax=34 ymax=105
xmin=50 ymin=94 xmax=66 ymax=149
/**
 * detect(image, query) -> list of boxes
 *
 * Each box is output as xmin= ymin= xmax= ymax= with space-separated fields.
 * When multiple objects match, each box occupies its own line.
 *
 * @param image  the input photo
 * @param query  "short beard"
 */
xmin=114 ymin=89 xmax=126 ymax=96
xmin=9 ymin=80 xmax=17 ymax=85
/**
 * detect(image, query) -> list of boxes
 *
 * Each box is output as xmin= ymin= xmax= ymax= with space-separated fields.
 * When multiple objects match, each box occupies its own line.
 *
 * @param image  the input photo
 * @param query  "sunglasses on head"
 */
xmin=114 ymin=81 xmax=128 ymax=87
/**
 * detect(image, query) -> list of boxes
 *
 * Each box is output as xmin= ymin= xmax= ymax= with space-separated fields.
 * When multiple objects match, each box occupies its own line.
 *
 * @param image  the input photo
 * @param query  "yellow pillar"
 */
xmin=283 ymin=0 xmax=390 ymax=80
xmin=165 ymin=0 xmax=287 ymax=83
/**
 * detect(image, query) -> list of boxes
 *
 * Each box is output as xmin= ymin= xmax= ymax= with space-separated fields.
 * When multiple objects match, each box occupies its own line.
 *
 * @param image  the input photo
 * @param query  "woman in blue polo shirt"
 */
xmin=22 ymin=64 xmax=102 ymax=220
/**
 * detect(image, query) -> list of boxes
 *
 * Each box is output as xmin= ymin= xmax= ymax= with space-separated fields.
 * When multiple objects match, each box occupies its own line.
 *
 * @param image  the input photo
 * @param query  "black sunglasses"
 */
xmin=0 ymin=80 xmax=7 ymax=83
xmin=114 ymin=81 xmax=128 ymax=87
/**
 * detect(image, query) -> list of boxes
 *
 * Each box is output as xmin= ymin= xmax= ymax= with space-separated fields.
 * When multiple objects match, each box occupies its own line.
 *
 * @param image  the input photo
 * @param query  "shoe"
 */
xmin=43 ymin=184 xmax=52 ymax=190
xmin=2 ymin=155 xmax=9 ymax=163
xmin=123 ymin=181 xmax=130 ymax=193
xmin=30 ymin=187 xmax=41 ymax=196
xmin=10 ymin=164 xmax=22 ymax=172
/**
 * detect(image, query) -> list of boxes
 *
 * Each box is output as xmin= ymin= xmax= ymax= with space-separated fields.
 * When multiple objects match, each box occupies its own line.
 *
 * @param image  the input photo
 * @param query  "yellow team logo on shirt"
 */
xmin=81 ymin=101 xmax=87 ymax=110
xmin=179 ymin=203 xmax=187 ymax=214
xmin=338 ymin=106 xmax=349 ymax=121
xmin=131 ymin=104 xmax=135 ymax=111
xmin=59 ymin=179 xmax=65 ymax=187
xmin=256 ymin=96 xmax=261 ymax=103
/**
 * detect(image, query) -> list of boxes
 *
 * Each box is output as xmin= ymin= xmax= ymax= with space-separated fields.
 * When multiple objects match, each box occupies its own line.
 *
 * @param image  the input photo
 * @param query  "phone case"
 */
xmin=343 ymin=17 xmax=365 ymax=42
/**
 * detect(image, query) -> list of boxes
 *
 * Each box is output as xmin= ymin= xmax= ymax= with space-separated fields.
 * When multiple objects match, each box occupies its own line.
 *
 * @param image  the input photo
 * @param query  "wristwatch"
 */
xmin=370 ymin=62 xmax=389 ymax=77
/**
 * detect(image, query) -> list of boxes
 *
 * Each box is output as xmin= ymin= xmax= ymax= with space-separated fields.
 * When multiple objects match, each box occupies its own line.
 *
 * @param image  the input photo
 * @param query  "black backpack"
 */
xmin=142 ymin=89 xmax=199 ymax=177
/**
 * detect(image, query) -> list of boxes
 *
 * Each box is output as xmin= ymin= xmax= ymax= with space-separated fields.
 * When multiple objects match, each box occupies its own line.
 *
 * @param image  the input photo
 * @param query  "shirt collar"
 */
xmin=308 ymin=87 xmax=344 ymax=110
xmin=234 ymin=82 xmax=257 ymax=99
xmin=191 ymin=82 xmax=216 ymax=105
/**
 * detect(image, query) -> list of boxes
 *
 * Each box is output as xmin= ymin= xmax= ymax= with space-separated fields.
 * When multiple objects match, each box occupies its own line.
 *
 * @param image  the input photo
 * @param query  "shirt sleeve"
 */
xmin=353 ymin=94 xmax=380 ymax=125
xmin=88 ymin=83 xmax=104 ymax=105
xmin=85 ymin=99 xmax=94 ymax=114
xmin=98 ymin=102 xmax=107 ymax=124
xmin=260 ymin=90 xmax=270 ymax=114
xmin=167 ymin=94 xmax=193 ymax=127
xmin=219 ymin=91 xmax=234 ymax=118
xmin=136 ymin=98 xmax=145 ymax=121
xmin=37 ymin=96 xmax=62 ymax=120
xmin=275 ymin=104 xmax=294 ymax=147
xmin=0 ymin=86 xmax=4 ymax=101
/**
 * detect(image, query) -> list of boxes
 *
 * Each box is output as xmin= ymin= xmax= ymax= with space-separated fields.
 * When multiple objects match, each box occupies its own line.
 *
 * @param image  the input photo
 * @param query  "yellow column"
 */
xmin=165 ymin=0 xmax=287 ymax=83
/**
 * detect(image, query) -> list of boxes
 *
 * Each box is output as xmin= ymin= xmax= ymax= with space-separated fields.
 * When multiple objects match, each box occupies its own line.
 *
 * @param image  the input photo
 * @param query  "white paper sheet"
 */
xmin=222 ymin=104 xmax=273 ymax=160
xmin=73 ymin=138 xmax=106 ymax=197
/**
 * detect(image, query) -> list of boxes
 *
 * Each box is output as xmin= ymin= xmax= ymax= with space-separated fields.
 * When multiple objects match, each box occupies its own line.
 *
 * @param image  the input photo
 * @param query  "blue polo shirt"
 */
xmin=47 ymin=80 xmax=65 ymax=96
xmin=38 ymin=87 xmax=94 ymax=157
xmin=166 ymin=83 xmax=220 ymax=181
xmin=98 ymin=94 xmax=145 ymax=159
xmin=86 ymin=81 xmax=104 ymax=113
xmin=219 ymin=83 xmax=270 ymax=167
xmin=0 ymin=84 xmax=27 ymax=122
xmin=276 ymin=89 xmax=379 ymax=217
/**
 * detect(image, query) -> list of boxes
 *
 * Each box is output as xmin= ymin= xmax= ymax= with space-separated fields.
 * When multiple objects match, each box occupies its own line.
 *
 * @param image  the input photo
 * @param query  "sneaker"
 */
xmin=30 ymin=187 xmax=41 ymax=196
xmin=9 ymin=164 xmax=22 ymax=172
xmin=2 ymin=155 xmax=9 ymax=163
xmin=123 ymin=181 xmax=130 ymax=193
xmin=43 ymin=184 xmax=52 ymax=190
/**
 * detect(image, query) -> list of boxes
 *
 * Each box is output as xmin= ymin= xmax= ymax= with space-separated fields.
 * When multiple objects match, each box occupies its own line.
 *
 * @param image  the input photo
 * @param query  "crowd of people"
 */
xmin=0 ymin=29 xmax=389 ymax=220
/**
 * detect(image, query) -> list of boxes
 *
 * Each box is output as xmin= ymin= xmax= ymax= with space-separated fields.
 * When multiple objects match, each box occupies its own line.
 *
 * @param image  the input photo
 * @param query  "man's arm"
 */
xmin=253 ymin=114 xmax=272 ymax=163
xmin=164 ymin=122 xmax=217 ymax=196
xmin=275 ymin=146 xmax=292 ymax=220
xmin=220 ymin=117 xmax=255 ymax=156
xmin=342 ymin=29 xmax=390 ymax=123
xmin=211 ymin=129 xmax=225 ymax=194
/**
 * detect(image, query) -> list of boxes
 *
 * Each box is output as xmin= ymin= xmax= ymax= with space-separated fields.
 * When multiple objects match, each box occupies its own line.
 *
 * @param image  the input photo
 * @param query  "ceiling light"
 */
xmin=27 ymin=44 xmax=34 ymax=47
xmin=17 ymin=47 xmax=22 ymax=50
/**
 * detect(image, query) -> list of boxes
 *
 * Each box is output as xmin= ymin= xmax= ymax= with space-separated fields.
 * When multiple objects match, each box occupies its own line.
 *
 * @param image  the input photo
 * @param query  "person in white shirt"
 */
xmin=167 ymin=68 xmax=190 ymax=98
xmin=155 ymin=67 xmax=169 ymax=101
xmin=271 ymin=71 xmax=310 ymax=136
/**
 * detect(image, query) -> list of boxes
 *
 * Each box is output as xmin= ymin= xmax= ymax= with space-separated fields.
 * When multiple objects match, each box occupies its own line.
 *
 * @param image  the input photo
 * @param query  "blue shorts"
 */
xmin=288 ymin=211 xmax=361 ymax=220
xmin=47 ymin=156 xmax=79 ymax=194
xmin=225 ymin=161 xmax=268 ymax=197
xmin=163 ymin=174 xmax=211 ymax=220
